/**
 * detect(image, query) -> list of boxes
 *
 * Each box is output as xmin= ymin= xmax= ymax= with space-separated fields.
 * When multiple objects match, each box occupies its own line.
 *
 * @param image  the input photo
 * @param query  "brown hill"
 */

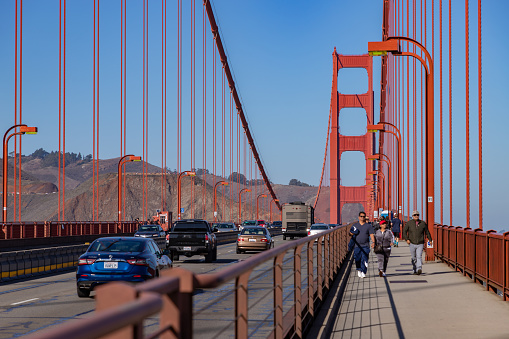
xmin=2 ymin=156 xmax=339 ymax=223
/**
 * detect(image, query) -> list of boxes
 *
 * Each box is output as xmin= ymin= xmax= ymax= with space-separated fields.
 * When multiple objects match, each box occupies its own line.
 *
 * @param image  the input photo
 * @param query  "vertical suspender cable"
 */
xmin=202 ymin=4 xmax=206 ymax=219
xmin=406 ymin=0 xmax=410 ymax=221
xmin=58 ymin=0 xmax=61 ymax=221
xmin=439 ymin=0 xmax=444 ymax=225
xmin=92 ymin=0 xmax=96 ymax=221
xmin=477 ymin=0 xmax=482 ymax=229
xmin=161 ymin=0 xmax=164 ymax=212
xmin=164 ymin=0 xmax=167 ymax=211
xmin=96 ymin=0 xmax=100 ymax=220
xmin=449 ymin=0 xmax=453 ymax=225
xmin=191 ymin=0 xmax=196 ymax=218
xmin=18 ymin=0 xmax=24 ymax=221
xmin=419 ymin=0 xmax=423 ymax=215
xmin=63 ymin=0 xmax=66 ymax=221
xmin=142 ymin=0 xmax=146 ymax=221
xmin=465 ymin=0 xmax=470 ymax=229
xmin=122 ymin=0 xmax=127 ymax=217
xmin=412 ymin=0 xmax=417 ymax=209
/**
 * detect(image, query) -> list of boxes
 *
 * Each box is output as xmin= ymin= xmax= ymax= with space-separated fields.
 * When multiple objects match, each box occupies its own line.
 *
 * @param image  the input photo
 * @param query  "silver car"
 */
xmin=308 ymin=223 xmax=331 ymax=241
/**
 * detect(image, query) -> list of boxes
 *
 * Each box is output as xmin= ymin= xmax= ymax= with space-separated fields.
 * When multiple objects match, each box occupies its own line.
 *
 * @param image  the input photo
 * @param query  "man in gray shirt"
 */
xmin=403 ymin=210 xmax=432 ymax=275
xmin=349 ymin=211 xmax=375 ymax=278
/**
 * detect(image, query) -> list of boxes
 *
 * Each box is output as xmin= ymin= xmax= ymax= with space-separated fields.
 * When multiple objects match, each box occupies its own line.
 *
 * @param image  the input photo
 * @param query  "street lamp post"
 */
xmin=270 ymin=199 xmax=279 ymax=222
xmin=118 ymin=155 xmax=141 ymax=221
xmin=177 ymin=171 xmax=196 ymax=220
xmin=213 ymin=181 xmax=229 ymax=222
xmin=369 ymin=36 xmax=435 ymax=260
xmin=368 ymin=122 xmax=402 ymax=217
xmin=368 ymin=154 xmax=392 ymax=212
xmin=256 ymin=194 xmax=267 ymax=220
xmin=238 ymin=188 xmax=251 ymax=224
xmin=3 ymin=124 xmax=38 ymax=222
xmin=368 ymin=170 xmax=385 ymax=211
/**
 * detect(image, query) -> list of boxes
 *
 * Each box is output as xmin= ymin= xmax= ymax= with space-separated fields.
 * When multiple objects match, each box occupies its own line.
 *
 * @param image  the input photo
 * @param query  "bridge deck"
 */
xmin=327 ymin=243 xmax=509 ymax=338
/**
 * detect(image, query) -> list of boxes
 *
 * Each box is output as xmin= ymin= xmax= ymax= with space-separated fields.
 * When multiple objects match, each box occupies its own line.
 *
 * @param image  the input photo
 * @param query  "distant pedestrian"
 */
xmin=349 ymin=211 xmax=375 ymax=278
xmin=372 ymin=217 xmax=380 ymax=231
xmin=391 ymin=213 xmax=402 ymax=246
xmin=374 ymin=220 xmax=395 ymax=277
xmin=403 ymin=210 xmax=432 ymax=275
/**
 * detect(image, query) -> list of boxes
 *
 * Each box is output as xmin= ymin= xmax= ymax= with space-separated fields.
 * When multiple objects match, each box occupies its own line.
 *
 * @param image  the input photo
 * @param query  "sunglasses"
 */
xmin=359 ymin=216 xmax=366 ymax=218
xmin=413 ymin=214 xmax=419 ymax=216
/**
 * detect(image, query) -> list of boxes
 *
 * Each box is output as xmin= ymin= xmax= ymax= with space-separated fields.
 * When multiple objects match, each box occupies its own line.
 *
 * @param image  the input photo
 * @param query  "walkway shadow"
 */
xmin=383 ymin=277 xmax=405 ymax=339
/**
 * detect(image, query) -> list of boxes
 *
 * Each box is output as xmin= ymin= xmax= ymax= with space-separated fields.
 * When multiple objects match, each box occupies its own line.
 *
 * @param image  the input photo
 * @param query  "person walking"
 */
xmin=391 ymin=213 xmax=402 ymax=247
xmin=349 ymin=211 xmax=375 ymax=278
xmin=374 ymin=220 xmax=394 ymax=277
xmin=402 ymin=210 xmax=432 ymax=275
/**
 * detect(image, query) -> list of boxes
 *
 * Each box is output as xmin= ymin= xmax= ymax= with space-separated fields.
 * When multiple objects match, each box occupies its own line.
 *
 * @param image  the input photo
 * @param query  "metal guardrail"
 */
xmin=434 ymin=224 xmax=509 ymax=301
xmin=29 ymin=225 xmax=351 ymax=339
xmin=0 ymin=221 xmax=139 ymax=239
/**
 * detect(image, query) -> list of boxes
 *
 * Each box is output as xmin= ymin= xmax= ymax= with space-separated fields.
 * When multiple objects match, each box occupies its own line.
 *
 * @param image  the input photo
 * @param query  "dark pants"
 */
xmin=354 ymin=246 xmax=370 ymax=274
xmin=375 ymin=248 xmax=391 ymax=272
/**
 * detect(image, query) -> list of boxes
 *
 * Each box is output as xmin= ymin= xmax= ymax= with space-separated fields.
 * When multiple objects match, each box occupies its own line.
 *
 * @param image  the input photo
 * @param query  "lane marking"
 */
xmin=10 ymin=298 xmax=39 ymax=305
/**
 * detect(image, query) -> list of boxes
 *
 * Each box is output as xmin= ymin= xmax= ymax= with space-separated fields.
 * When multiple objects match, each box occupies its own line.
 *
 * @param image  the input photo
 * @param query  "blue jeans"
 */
xmin=354 ymin=246 xmax=370 ymax=274
xmin=409 ymin=243 xmax=424 ymax=272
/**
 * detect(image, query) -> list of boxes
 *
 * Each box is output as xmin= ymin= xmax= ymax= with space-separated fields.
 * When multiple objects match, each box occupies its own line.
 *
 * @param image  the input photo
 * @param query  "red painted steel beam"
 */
xmin=204 ymin=0 xmax=280 ymax=211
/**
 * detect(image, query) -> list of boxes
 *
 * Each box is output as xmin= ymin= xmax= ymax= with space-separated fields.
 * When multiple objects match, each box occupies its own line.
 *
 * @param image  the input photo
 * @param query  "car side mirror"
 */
xmin=213 ymin=228 xmax=218 ymax=233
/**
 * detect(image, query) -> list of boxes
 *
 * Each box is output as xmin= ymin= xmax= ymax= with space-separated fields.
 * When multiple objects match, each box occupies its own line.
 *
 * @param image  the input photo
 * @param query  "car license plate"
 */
xmin=249 ymin=238 xmax=256 ymax=242
xmin=104 ymin=262 xmax=118 ymax=269
xmin=183 ymin=246 xmax=192 ymax=251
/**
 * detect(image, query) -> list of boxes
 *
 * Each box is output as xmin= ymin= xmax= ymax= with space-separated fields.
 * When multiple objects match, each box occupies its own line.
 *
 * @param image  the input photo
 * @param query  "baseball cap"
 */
xmin=412 ymin=210 xmax=419 ymax=216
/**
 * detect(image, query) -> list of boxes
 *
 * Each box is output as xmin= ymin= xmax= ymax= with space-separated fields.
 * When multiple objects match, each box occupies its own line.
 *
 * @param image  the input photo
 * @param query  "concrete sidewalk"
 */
xmin=328 ymin=242 xmax=509 ymax=339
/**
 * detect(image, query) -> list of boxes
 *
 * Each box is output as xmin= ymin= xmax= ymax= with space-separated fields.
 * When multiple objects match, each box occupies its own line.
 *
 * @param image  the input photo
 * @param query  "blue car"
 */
xmin=76 ymin=237 xmax=172 ymax=298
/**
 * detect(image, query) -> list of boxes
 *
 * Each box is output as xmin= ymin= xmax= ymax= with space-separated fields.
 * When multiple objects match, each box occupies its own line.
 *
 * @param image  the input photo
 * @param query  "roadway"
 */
xmin=0 ymin=235 xmax=315 ymax=338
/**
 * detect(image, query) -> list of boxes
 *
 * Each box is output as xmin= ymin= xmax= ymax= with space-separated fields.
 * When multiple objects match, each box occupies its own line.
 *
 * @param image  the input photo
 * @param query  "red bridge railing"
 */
xmin=0 ymin=221 xmax=138 ymax=240
xmin=435 ymin=224 xmax=509 ymax=301
xmin=28 ymin=225 xmax=351 ymax=339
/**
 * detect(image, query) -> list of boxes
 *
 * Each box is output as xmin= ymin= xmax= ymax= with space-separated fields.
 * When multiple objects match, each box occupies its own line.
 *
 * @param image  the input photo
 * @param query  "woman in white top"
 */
xmin=374 ymin=220 xmax=395 ymax=277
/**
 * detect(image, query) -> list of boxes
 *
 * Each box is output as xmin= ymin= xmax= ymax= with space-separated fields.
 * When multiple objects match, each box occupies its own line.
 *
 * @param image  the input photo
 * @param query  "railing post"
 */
xmin=236 ymin=270 xmax=252 ymax=339
xmin=307 ymin=241 xmax=314 ymax=318
xmin=274 ymin=253 xmax=285 ymax=338
xmin=503 ymin=231 xmax=509 ymax=301
xmin=96 ymin=282 xmax=140 ymax=339
xmin=166 ymin=267 xmax=195 ymax=339
xmin=486 ymin=230 xmax=496 ymax=291
xmin=294 ymin=244 xmax=305 ymax=338
xmin=324 ymin=235 xmax=329 ymax=290
xmin=317 ymin=238 xmax=323 ymax=301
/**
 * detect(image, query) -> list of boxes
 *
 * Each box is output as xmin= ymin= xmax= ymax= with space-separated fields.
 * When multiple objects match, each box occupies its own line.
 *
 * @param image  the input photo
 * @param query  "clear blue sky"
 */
xmin=0 ymin=0 xmax=507 ymax=231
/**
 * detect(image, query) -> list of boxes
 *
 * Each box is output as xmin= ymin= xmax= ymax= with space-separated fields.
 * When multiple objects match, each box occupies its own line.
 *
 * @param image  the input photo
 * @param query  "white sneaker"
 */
xmin=382 ymin=272 xmax=386 ymax=277
xmin=360 ymin=272 xmax=366 ymax=278
xmin=357 ymin=270 xmax=361 ymax=277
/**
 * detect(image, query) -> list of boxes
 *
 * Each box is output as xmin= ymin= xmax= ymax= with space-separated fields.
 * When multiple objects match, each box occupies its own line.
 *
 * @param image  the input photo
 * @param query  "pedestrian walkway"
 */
xmin=329 ymin=242 xmax=509 ymax=338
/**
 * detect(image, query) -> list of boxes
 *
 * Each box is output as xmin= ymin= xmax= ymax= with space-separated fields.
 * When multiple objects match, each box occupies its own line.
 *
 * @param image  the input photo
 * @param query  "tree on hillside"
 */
xmin=31 ymin=148 xmax=49 ymax=159
xmin=289 ymin=178 xmax=310 ymax=187
xmin=228 ymin=172 xmax=247 ymax=184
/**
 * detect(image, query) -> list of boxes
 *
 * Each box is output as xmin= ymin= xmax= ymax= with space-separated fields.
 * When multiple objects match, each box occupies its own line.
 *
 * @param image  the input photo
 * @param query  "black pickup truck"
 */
xmin=166 ymin=219 xmax=218 ymax=262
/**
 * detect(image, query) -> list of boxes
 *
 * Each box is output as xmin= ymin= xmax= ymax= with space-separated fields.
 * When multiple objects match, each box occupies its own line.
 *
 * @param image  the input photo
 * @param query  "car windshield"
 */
xmin=242 ymin=220 xmax=256 ymax=225
xmin=138 ymin=225 xmax=159 ymax=232
xmin=218 ymin=224 xmax=234 ymax=229
xmin=241 ymin=228 xmax=266 ymax=236
xmin=311 ymin=225 xmax=328 ymax=230
xmin=89 ymin=239 xmax=145 ymax=253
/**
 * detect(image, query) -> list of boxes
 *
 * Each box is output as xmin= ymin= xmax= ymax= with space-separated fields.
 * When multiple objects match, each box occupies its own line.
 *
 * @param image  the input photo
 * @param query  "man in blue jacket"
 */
xmin=391 ymin=213 xmax=402 ymax=247
xmin=349 ymin=211 xmax=375 ymax=278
